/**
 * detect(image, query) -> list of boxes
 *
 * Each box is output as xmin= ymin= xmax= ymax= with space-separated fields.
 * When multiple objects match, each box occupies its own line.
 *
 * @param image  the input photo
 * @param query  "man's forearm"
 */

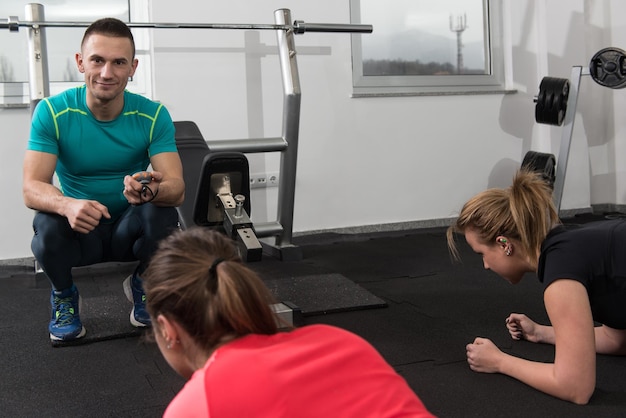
xmin=151 ymin=178 xmax=185 ymax=207
xmin=23 ymin=181 xmax=68 ymax=216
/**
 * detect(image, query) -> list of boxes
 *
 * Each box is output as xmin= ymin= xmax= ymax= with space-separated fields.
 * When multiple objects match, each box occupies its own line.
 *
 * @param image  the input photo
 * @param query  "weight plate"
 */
xmin=521 ymin=151 xmax=556 ymax=189
xmin=589 ymin=47 xmax=626 ymax=89
xmin=534 ymin=77 xmax=569 ymax=126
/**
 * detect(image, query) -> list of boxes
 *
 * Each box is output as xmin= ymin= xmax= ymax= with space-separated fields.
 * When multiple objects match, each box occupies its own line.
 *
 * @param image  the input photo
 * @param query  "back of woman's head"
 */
xmin=143 ymin=227 xmax=279 ymax=351
xmin=447 ymin=169 xmax=559 ymax=260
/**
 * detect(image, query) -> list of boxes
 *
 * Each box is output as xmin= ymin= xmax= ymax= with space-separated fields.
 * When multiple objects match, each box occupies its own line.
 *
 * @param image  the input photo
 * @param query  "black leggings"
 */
xmin=31 ymin=204 xmax=179 ymax=290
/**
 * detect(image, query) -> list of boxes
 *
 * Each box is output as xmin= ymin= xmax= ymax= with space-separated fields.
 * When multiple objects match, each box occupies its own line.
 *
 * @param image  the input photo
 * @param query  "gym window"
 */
xmin=349 ymin=0 xmax=507 ymax=96
xmin=0 ymin=0 xmax=151 ymax=107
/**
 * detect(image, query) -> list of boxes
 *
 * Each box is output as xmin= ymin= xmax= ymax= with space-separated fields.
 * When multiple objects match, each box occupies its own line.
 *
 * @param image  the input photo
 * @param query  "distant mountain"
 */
xmin=361 ymin=28 xmax=486 ymax=72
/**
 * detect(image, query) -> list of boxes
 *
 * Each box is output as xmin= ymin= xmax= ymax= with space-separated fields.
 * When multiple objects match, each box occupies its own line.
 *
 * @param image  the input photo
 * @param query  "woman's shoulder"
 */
xmin=216 ymin=325 xmax=369 ymax=358
xmin=292 ymin=324 xmax=367 ymax=343
xmin=163 ymin=367 xmax=208 ymax=418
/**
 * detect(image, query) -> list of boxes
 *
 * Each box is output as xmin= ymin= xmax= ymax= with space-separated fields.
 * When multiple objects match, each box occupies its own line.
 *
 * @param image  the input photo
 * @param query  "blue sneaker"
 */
xmin=123 ymin=273 xmax=151 ymax=327
xmin=49 ymin=285 xmax=86 ymax=341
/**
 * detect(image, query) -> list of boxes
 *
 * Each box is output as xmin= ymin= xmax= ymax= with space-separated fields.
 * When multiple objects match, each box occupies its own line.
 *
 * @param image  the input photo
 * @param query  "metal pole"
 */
xmin=552 ymin=66 xmax=587 ymax=212
xmin=292 ymin=21 xmax=372 ymax=34
xmin=1 ymin=18 xmax=373 ymax=34
xmin=273 ymin=8 xmax=301 ymax=257
xmin=206 ymin=136 xmax=287 ymax=153
xmin=25 ymin=3 xmax=49 ymax=114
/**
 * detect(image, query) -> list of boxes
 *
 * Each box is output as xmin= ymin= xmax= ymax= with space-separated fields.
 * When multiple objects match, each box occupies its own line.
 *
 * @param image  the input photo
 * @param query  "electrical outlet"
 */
xmin=267 ymin=172 xmax=279 ymax=186
xmin=250 ymin=172 xmax=279 ymax=189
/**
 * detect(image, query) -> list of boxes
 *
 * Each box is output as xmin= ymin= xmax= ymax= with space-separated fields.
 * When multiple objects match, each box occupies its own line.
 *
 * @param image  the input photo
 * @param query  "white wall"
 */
xmin=0 ymin=108 xmax=32 ymax=260
xmin=0 ymin=0 xmax=623 ymax=261
xmin=607 ymin=0 xmax=626 ymax=205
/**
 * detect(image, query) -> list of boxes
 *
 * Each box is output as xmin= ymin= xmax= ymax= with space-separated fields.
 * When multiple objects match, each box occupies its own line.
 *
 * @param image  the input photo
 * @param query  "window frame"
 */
xmin=349 ymin=0 xmax=507 ymax=97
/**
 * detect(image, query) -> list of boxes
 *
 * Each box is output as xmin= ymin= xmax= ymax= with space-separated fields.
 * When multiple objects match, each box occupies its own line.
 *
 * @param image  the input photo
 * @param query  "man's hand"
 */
xmin=64 ymin=199 xmax=110 ymax=233
xmin=123 ymin=171 xmax=162 ymax=205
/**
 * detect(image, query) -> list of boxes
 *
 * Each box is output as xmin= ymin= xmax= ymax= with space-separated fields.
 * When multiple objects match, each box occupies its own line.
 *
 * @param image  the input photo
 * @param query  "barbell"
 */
xmin=0 ymin=15 xmax=372 ymax=34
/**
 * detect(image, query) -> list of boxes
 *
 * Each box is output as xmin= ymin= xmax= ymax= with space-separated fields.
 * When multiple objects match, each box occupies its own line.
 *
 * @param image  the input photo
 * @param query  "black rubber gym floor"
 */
xmin=1 ymin=213 xmax=625 ymax=417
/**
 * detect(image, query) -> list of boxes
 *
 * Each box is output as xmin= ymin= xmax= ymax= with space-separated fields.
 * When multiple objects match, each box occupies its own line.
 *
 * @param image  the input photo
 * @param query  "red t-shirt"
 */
xmin=164 ymin=324 xmax=435 ymax=418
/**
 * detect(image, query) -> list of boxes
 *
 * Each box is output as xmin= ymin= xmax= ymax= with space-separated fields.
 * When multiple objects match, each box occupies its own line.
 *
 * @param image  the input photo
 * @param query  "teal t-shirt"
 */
xmin=28 ymin=86 xmax=177 ymax=221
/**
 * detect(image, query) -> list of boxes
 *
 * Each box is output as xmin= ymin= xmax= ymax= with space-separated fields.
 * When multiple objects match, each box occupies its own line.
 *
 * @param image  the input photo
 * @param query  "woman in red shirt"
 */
xmin=143 ymin=227 xmax=435 ymax=418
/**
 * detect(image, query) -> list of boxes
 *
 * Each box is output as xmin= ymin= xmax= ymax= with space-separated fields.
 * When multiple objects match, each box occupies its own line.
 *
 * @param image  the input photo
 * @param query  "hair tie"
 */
xmin=207 ymin=258 xmax=225 ymax=293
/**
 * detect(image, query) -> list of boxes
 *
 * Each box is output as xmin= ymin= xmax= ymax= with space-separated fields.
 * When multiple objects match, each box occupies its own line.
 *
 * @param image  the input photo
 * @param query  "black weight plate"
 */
xmin=535 ymin=100 xmax=546 ymax=124
xmin=535 ymin=78 xmax=554 ymax=124
xmin=589 ymin=47 xmax=626 ymax=89
xmin=535 ymin=77 xmax=569 ymax=126
xmin=544 ymin=90 xmax=557 ymax=124
xmin=521 ymin=151 xmax=556 ymax=189
xmin=535 ymin=81 xmax=547 ymax=123
xmin=551 ymin=93 xmax=566 ymax=126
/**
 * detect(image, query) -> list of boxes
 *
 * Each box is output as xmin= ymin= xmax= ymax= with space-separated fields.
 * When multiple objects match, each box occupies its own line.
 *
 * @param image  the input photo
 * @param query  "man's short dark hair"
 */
xmin=81 ymin=17 xmax=135 ymax=58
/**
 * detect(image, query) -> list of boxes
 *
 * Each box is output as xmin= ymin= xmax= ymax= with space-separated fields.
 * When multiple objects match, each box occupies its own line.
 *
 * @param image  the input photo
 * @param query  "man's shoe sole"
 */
xmin=49 ymin=326 xmax=86 ymax=341
xmin=123 ymin=276 xmax=150 ymax=328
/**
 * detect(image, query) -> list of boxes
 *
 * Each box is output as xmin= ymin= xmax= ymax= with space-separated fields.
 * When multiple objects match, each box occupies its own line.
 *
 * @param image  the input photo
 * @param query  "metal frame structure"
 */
xmin=2 ymin=4 xmax=372 ymax=260
xmin=552 ymin=66 xmax=589 ymax=212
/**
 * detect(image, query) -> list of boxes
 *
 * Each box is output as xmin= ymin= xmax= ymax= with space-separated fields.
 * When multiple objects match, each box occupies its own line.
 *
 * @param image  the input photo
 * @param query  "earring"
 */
xmin=499 ymin=238 xmax=511 ymax=256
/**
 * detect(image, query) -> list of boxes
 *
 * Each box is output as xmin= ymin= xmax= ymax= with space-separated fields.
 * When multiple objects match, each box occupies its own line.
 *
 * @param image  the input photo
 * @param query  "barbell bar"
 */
xmin=0 ymin=16 xmax=373 ymax=34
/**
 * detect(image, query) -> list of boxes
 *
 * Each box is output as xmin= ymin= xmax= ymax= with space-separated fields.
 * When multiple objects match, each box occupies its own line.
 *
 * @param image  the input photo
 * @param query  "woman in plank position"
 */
xmin=447 ymin=169 xmax=626 ymax=404
xmin=143 ymin=227 xmax=435 ymax=417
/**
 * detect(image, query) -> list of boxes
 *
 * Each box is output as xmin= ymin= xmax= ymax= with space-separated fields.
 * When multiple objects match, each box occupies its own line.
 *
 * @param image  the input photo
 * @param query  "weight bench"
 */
xmin=174 ymin=121 xmax=262 ymax=262
xmin=174 ymin=121 xmax=302 ymax=327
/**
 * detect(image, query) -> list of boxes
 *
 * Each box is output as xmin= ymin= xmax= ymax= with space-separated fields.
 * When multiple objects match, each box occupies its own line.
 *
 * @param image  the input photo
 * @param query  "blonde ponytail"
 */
xmin=447 ymin=169 xmax=559 ymax=261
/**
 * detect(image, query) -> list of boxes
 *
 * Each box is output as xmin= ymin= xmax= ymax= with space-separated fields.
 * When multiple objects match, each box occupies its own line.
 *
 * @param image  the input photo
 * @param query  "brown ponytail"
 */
xmin=142 ymin=228 xmax=279 ymax=352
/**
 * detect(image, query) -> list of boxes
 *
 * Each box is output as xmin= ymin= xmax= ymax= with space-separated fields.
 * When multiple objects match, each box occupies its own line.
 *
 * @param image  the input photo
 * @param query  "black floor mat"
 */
xmin=250 ymin=252 xmax=389 ymax=315
xmin=57 ymin=264 xmax=144 ymax=347
xmin=262 ymin=273 xmax=387 ymax=315
xmin=23 ymin=262 xmax=146 ymax=347
xmin=2 ymin=221 xmax=626 ymax=417
xmin=20 ymin=259 xmax=387 ymax=347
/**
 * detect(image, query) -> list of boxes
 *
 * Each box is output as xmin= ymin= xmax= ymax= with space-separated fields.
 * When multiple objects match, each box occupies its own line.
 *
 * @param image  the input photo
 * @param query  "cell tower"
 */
xmin=449 ymin=13 xmax=467 ymax=74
